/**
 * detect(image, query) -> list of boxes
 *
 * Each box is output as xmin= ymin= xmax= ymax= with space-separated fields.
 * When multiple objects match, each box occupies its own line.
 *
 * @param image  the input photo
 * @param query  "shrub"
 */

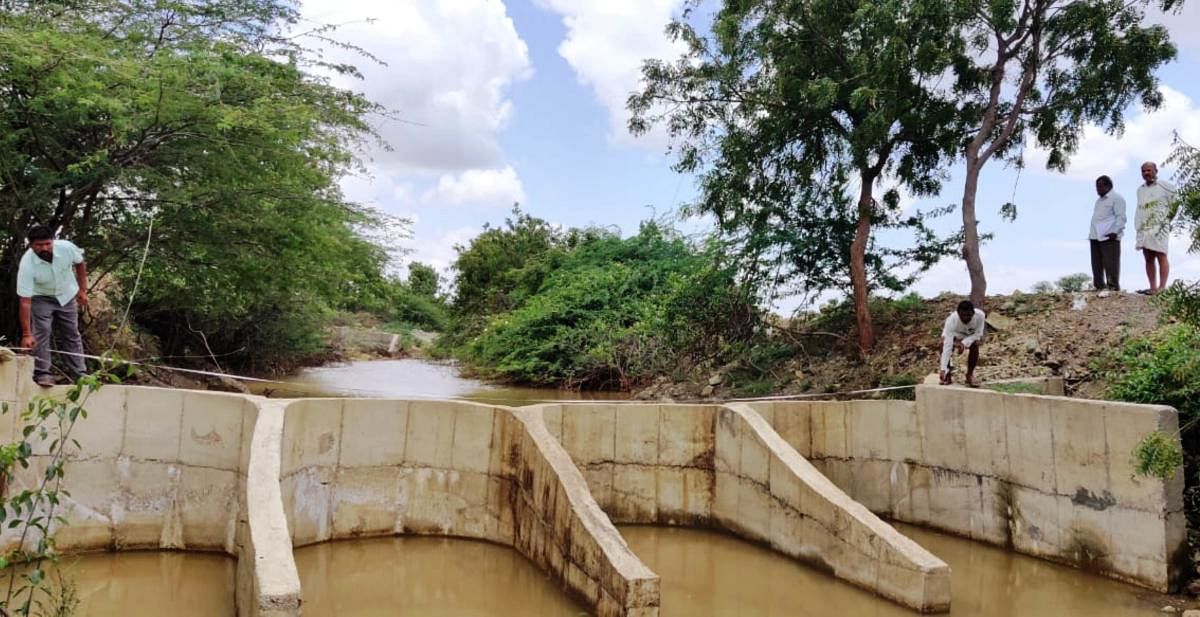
xmin=878 ymin=373 xmax=918 ymax=400
xmin=1031 ymin=281 xmax=1055 ymax=294
xmin=458 ymin=223 xmax=756 ymax=389
xmin=1100 ymin=325 xmax=1200 ymax=481
xmin=1056 ymin=273 xmax=1091 ymax=292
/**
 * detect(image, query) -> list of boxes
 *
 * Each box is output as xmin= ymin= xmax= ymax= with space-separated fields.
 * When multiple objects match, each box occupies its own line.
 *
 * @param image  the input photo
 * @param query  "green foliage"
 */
xmin=1102 ymin=325 xmax=1200 ymax=418
xmin=878 ymin=374 xmax=919 ymax=401
xmin=630 ymin=0 xmax=968 ymax=353
xmin=0 ymin=369 xmax=117 ymax=616
xmin=407 ymin=263 xmax=440 ymax=299
xmin=983 ymin=382 xmax=1045 ymax=395
xmin=454 ymin=222 xmax=757 ymax=389
xmin=1031 ymin=281 xmax=1056 ymax=294
xmin=892 ymin=292 xmax=926 ymax=314
xmin=954 ymin=0 xmax=1180 ymax=301
xmin=1056 ymin=273 xmax=1091 ymax=293
xmin=1131 ymin=431 xmax=1184 ymax=481
xmin=0 ymin=1 xmax=396 ymax=371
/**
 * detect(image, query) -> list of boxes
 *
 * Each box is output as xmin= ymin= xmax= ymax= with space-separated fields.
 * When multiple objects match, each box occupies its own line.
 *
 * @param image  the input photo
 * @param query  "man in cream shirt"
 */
xmin=939 ymin=300 xmax=985 ymax=387
xmin=1135 ymin=161 xmax=1178 ymax=295
xmin=1089 ymin=175 xmax=1125 ymax=291
xmin=15 ymin=225 xmax=90 ymax=386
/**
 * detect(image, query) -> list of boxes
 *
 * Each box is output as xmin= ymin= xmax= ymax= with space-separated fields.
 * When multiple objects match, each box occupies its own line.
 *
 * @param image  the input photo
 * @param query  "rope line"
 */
xmin=10 ymin=347 xmax=927 ymax=405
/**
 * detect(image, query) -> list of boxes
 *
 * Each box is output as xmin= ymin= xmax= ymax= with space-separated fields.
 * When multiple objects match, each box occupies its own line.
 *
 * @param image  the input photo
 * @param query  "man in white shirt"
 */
xmin=1134 ymin=161 xmax=1178 ymax=295
xmin=15 ymin=225 xmax=89 ymax=387
xmin=1088 ymin=175 xmax=1125 ymax=291
xmin=939 ymin=300 xmax=985 ymax=387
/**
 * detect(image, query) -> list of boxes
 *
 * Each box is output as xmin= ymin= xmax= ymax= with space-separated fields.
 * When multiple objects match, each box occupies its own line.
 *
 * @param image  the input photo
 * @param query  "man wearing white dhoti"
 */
xmin=1134 ymin=161 xmax=1178 ymax=295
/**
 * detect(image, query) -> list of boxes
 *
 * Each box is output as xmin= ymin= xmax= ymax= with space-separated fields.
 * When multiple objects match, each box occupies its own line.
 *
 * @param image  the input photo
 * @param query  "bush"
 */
xmin=1056 ymin=273 xmax=1091 ymax=292
xmin=457 ymin=223 xmax=757 ymax=389
xmin=1031 ymin=281 xmax=1055 ymax=294
xmin=878 ymin=373 xmax=918 ymax=400
xmin=1102 ymin=325 xmax=1200 ymax=418
xmin=1100 ymin=325 xmax=1200 ymax=481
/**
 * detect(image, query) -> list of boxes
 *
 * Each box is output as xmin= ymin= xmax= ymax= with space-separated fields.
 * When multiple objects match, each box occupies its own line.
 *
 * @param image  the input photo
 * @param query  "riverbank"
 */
xmin=631 ymin=290 xmax=1163 ymax=402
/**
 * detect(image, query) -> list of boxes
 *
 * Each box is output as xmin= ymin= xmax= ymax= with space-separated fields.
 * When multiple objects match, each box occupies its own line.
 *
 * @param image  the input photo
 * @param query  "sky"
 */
xmin=299 ymin=0 xmax=1200 ymax=309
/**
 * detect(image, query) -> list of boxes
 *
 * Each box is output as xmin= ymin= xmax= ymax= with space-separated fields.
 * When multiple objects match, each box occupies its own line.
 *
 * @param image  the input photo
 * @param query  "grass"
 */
xmin=983 ymin=381 xmax=1044 ymax=395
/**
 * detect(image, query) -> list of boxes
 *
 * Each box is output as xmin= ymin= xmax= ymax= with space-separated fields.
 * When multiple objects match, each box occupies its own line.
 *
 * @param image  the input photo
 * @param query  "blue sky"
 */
xmin=301 ymin=0 xmax=1200 ymax=308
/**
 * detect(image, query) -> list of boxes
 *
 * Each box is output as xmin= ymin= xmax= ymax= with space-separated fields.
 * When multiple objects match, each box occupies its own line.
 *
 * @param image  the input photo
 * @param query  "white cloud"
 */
xmin=1026 ymin=85 xmax=1200 ymax=182
xmin=535 ymin=0 xmax=686 ymax=147
xmin=300 ymin=0 xmax=532 ymax=174
xmin=1150 ymin=2 xmax=1200 ymax=53
xmin=420 ymin=166 xmax=526 ymax=207
xmin=402 ymin=227 xmax=482 ymax=274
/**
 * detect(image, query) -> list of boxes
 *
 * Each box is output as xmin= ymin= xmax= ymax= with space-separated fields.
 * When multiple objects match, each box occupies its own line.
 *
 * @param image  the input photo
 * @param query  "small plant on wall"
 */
xmin=0 ymin=370 xmax=116 ymax=617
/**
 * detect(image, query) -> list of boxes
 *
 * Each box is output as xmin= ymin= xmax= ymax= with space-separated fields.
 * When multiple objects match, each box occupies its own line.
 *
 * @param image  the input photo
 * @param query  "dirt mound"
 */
xmin=635 ymin=291 xmax=1163 ymax=401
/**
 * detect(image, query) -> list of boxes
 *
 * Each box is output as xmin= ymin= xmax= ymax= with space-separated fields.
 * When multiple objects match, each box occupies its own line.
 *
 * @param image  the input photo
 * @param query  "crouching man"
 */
xmin=939 ymin=300 xmax=985 ymax=387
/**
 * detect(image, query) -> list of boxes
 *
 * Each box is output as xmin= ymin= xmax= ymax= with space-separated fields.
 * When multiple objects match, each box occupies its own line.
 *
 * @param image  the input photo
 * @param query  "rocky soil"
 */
xmin=635 ymin=290 xmax=1164 ymax=401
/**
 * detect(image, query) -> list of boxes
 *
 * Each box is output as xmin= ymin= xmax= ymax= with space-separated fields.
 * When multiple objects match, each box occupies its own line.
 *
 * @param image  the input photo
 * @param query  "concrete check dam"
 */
xmin=0 ymin=357 xmax=1184 ymax=616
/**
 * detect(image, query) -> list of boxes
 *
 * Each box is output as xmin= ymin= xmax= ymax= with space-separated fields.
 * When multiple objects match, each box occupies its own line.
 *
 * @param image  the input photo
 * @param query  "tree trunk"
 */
xmin=961 ymin=155 xmax=987 ymax=307
xmin=850 ymin=179 xmax=874 ymax=356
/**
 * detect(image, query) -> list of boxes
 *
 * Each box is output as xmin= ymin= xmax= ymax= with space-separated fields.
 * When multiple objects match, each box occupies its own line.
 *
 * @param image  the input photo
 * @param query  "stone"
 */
xmin=708 ymin=373 xmax=723 ymax=386
xmin=700 ymin=385 xmax=715 ymax=397
xmin=1161 ymin=606 xmax=1177 ymax=613
xmin=986 ymin=314 xmax=1014 ymax=331
xmin=1180 ymin=609 xmax=1200 ymax=617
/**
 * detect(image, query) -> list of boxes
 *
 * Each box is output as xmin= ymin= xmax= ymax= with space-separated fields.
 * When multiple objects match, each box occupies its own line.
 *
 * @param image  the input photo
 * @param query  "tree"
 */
xmin=0 ymin=1 xmax=389 ymax=369
xmin=630 ymin=0 xmax=968 ymax=354
xmin=449 ymin=207 xmax=562 ymax=318
xmin=407 ymin=262 xmax=440 ymax=299
xmin=953 ymin=0 xmax=1182 ymax=305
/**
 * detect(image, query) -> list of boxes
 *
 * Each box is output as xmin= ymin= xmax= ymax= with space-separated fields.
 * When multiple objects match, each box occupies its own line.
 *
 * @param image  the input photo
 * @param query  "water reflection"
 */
xmin=257 ymin=358 xmax=626 ymax=406
xmin=294 ymin=536 xmax=587 ymax=617
xmin=620 ymin=524 xmax=1161 ymax=617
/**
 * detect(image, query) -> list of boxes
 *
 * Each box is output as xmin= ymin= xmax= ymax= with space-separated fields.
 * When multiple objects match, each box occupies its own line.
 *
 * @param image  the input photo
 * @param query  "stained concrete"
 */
xmin=755 ymin=386 xmax=1187 ymax=592
xmin=532 ymin=402 xmax=952 ymax=612
xmin=276 ymin=398 xmax=659 ymax=617
xmin=0 ymin=351 xmax=1185 ymax=615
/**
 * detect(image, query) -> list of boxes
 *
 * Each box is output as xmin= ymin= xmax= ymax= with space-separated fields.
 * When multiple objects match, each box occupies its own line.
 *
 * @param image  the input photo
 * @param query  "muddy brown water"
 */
xmin=15 ymin=551 xmax=235 ymax=616
xmin=252 ymin=358 xmax=627 ymax=405
xmin=289 ymin=524 xmax=1162 ymax=617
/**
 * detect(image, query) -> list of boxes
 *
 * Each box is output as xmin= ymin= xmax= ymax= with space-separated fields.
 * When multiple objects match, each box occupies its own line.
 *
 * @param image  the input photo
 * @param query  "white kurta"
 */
xmin=1135 ymin=181 xmax=1177 ymax=254
xmin=939 ymin=308 xmax=985 ymax=373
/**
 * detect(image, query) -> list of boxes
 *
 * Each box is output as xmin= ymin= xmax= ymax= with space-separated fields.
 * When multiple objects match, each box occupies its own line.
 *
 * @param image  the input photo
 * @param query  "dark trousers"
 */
xmin=1090 ymin=238 xmax=1120 ymax=290
xmin=31 ymin=296 xmax=87 ymax=379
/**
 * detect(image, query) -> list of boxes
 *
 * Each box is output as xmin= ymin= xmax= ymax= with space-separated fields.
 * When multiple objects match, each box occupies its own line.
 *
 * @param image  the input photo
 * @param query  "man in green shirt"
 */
xmin=15 ymin=225 xmax=89 ymax=386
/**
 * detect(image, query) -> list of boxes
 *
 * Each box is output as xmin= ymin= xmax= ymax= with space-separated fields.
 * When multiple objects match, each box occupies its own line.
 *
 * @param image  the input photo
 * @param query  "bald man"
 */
xmin=1134 ymin=162 xmax=1179 ymax=295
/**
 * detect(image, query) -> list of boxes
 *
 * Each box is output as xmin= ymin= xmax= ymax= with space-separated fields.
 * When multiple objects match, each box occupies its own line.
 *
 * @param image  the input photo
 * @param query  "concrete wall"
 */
xmin=277 ymin=398 xmax=659 ymax=617
xmin=0 ymin=383 xmax=255 ymax=555
xmin=534 ymin=402 xmax=952 ymax=612
xmin=756 ymin=386 xmax=1187 ymax=592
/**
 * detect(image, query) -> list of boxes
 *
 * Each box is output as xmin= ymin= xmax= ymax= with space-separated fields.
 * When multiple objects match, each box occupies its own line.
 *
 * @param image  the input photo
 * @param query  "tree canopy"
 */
xmin=952 ymin=0 xmax=1182 ymax=304
xmin=0 ymin=0 xmax=400 ymax=370
xmin=630 ymin=0 xmax=968 ymax=353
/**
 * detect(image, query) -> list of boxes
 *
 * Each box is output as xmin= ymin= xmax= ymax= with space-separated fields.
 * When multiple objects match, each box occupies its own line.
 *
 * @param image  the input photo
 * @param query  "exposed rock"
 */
xmin=707 ymin=373 xmax=723 ymax=386
xmin=1163 ymin=606 xmax=1177 ymax=613
xmin=1180 ymin=609 xmax=1200 ymax=617
xmin=986 ymin=314 xmax=1014 ymax=331
xmin=206 ymin=373 xmax=250 ymax=394
xmin=701 ymin=385 xmax=715 ymax=397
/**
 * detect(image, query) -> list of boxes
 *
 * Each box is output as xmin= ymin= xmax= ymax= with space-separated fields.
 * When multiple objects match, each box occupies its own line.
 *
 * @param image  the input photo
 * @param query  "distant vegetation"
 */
xmin=438 ymin=210 xmax=757 ymax=389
